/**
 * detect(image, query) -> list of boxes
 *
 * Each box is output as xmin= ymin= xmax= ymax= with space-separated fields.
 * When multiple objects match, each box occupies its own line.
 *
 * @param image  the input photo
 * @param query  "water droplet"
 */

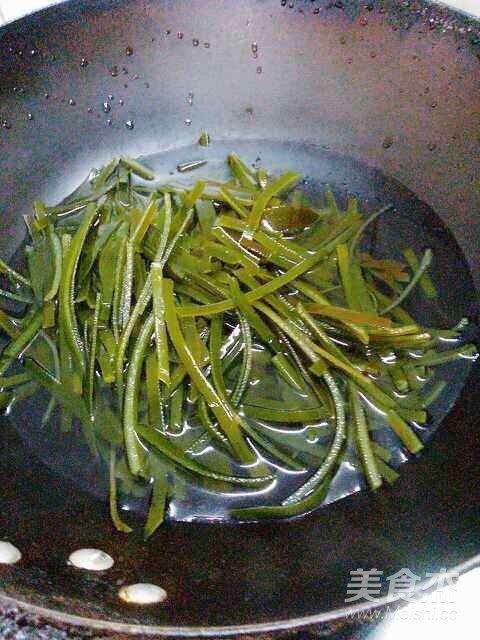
xmin=119 ymin=99 xmax=124 ymax=106
xmin=68 ymin=98 xmax=76 ymax=106
xmin=125 ymin=46 xmax=134 ymax=56
xmin=192 ymin=38 xmax=199 ymax=46
xmin=125 ymin=120 xmax=134 ymax=130
xmin=359 ymin=15 xmax=368 ymax=26
xmin=177 ymin=32 xmax=184 ymax=40
xmin=204 ymin=42 xmax=210 ymax=48
xmin=184 ymin=118 xmax=192 ymax=126
xmin=119 ymin=583 xmax=167 ymax=605
xmin=186 ymin=92 xmax=194 ymax=106
xmin=80 ymin=57 xmax=89 ymax=67
xmin=103 ymin=102 xmax=111 ymax=113
xmin=110 ymin=65 xmax=119 ymax=77
xmin=106 ymin=118 xmax=113 ymax=126
xmin=108 ymin=94 xmax=114 ymax=100
xmin=69 ymin=548 xmax=114 ymax=571
xmin=382 ymin=136 xmax=394 ymax=149
xmin=30 ymin=48 xmax=38 ymax=56
xmin=256 ymin=66 xmax=262 ymax=74
xmin=0 ymin=541 xmax=21 ymax=565
xmin=44 ymin=93 xmax=49 ymax=99
xmin=281 ymin=0 xmax=287 ymax=5
xmin=27 ymin=113 xmax=34 ymax=121
xmin=251 ymin=42 xmax=258 ymax=57
xmin=288 ymin=1 xmax=294 ymax=8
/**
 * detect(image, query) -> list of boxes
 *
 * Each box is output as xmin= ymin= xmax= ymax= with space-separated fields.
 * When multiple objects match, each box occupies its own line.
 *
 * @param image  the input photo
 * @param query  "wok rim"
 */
xmin=1 ymin=556 xmax=479 ymax=635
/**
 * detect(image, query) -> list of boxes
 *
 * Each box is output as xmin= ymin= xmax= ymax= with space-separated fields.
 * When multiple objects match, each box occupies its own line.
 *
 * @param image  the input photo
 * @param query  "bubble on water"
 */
xmin=106 ymin=118 xmax=113 ymax=126
xmin=119 ymin=99 xmax=124 ymax=106
xmin=430 ymin=101 xmax=438 ymax=109
xmin=27 ymin=113 xmax=34 ymax=121
xmin=30 ymin=48 xmax=38 ymax=56
xmin=44 ymin=93 xmax=50 ymax=99
xmin=68 ymin=98 xmax=76 ymax=106
xmin=256 ymin=66 xmax=262 ymax=74
xmin=108 ymin=94 xmax=114 ymax=100
xmin=125 ymin=120 xmax=135 ymax=130
xmin=184 ymin=118 xmax=192 ymax=126
xmin=382 ymin=136 xmax=394 ymax=149
xmin=192 ymin=38 xmax=199 ymax=46
xmin=80 ymin=57 xmax=89 ymax=67
xmin=281 ymin=0 xmax=287 ymax=5
xmin=103 ymin=102 xmax=111 ymax=113
xmin=177 ymin=32 xmax=184 ymax=40
xmin=186 ymin=92 xmax=194 ymax=106
xmin=165 ymin=29 xmax=171 ymax=35
xmin=288 ymin=2 xmax=294 ymax=8
xmin=110 ymin=65 xmax=119 ymax=77
xmin=251 ymin=42 xmax=258 ymax=57
xmin=125 ymin=46 xmax=134 ymax=56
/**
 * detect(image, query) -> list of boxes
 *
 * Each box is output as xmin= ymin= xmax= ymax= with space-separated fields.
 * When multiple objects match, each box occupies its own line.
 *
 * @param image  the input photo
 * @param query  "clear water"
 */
xmin=3 ymin=140 xmax=478 ymax=524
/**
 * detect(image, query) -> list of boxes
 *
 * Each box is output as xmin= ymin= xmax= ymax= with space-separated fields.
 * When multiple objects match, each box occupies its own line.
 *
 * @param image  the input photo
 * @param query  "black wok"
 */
xmin=0 ymin=0 xmax=479 ymax=636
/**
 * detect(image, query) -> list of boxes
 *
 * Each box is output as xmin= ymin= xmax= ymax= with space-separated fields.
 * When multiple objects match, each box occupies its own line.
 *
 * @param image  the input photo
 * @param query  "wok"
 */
xmin=0 ymin=0 xmax=479 ymax=636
